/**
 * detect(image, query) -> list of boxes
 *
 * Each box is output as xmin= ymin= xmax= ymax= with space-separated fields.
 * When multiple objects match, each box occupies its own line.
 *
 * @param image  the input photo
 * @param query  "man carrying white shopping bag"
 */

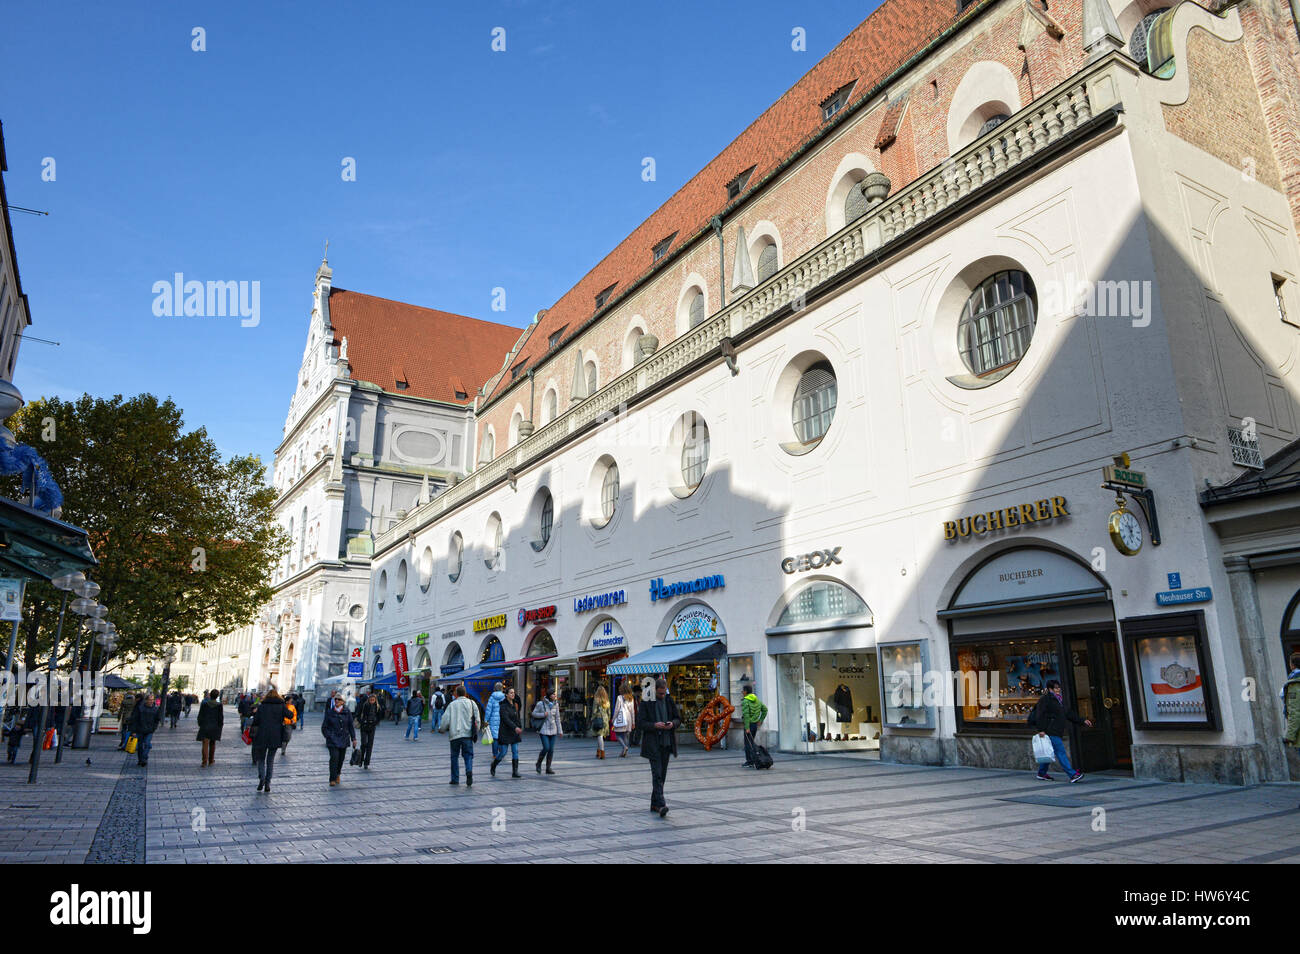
xmin=1026 ymin=679 xmax=1092 ymax=783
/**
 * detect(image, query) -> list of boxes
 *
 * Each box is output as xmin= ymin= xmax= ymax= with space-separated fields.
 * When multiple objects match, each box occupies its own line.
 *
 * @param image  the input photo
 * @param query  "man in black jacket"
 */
xmin=128 ymin=694 xmax=163 ymax=767
xmin=356 ymin=691 xmax=380 ymax=768
xmin=636 ymin=677 xmax=681 ymax=817
xmin=1027 ymin=679 xmax=1092 ymax=782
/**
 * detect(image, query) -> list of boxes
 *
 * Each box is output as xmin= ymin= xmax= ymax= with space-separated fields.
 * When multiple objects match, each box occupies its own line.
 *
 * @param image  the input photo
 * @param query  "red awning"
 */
xmin=503 ymin=654 xmax=557 ymax=667
xmin=578 ymin=651 xmax=628 ymax=672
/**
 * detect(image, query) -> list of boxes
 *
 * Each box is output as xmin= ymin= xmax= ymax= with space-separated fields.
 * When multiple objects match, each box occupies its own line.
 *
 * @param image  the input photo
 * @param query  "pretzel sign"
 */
xmin=694 ymin=695 xmax=735 ymax=750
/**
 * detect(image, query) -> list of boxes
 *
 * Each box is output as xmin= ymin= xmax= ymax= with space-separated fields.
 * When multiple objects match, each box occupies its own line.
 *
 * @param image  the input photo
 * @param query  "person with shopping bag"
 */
xmin=127 ymin=693 xmax=163 ymax=767
xmin=611 ymin=684 xmax=637 ymax=757
xmin=491 ymin=686 xmax=524 ymax=778
xmin=321 ymin=692 xmax=357 ymax=787
xmin=591 ymin=686 xmax=611 ymax=759
xmin=1027 ymin=679 xmax=1091 ymax=782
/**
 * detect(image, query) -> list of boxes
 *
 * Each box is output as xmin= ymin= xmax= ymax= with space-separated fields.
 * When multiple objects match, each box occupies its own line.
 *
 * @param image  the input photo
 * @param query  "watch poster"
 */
xmin=1133 ymin=634 xmax=1208 ymax=724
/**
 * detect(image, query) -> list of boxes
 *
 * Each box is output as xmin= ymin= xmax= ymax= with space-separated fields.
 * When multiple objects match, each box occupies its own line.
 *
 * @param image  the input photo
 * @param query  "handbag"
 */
xmin=350 ymin=747 xmax=362 ymax=766
xmin=1031 ymin=733 xmax=1053 ymax=762
xmin=241 ymin=728 xmax=253 ymax=746
xmin=531 ymin=701 xmax=547 ymax=720
xmin=43 ymin=728 xmax=56 ymax=750
xmin=125 ymin=734 xmax=138 ymax=754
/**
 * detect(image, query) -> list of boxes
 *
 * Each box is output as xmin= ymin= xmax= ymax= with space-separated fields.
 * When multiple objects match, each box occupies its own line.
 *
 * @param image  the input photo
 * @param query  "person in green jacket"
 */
xmin=741 ymin=685 xmax=768 ymax=768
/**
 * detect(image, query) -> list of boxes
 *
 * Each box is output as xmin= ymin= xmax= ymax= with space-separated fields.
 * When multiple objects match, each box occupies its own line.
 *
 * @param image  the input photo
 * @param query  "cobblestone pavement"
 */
xmin=5 ymin=710 xmax=1300 ymax=863
xmin=133 ymin=708 xmax=1300 ymax=864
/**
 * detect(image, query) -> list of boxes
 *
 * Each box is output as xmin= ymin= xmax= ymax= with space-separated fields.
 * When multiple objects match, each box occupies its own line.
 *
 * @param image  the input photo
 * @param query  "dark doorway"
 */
xmin=1066 ymin=632 xmax=1133 ymax=772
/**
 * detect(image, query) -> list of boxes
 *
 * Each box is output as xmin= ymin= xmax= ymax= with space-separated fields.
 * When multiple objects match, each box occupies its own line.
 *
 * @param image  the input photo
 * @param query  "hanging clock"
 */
xmin=1108 ymin=497 xmax=1143 ymax=556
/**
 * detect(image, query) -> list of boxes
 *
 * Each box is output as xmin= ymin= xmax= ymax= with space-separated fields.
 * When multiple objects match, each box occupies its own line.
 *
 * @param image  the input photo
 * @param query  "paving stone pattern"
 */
xmin=5 ymin=708 xmax=1300 ymax=863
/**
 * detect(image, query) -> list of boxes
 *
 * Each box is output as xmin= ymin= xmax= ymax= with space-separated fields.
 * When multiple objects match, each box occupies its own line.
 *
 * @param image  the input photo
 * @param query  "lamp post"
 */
xmin=30 ymin=596 xmax=104 ymax=782
xmin=47 ymin=572 xmax=84 ymax=764
xmin=63 ymin=590 xmax=103 ymax=756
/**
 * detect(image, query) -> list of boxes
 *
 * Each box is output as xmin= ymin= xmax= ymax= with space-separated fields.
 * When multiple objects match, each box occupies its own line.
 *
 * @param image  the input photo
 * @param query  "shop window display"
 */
xmin=955 ymin=637 xmax=1057 ymax=726
xmin=878 ymin=641 xmax=934 ymax=728
xmin=776 ymin=651 xmax=881 ymax=752
xmin=668 ymin=662 xmax=719 ymax=735
xmin=1120 ymin=612 xmax=1219 ymax=730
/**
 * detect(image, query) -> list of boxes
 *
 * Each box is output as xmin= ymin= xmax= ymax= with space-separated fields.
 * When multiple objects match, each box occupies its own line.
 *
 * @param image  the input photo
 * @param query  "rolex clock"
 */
xmin=1108 ymin=499 xmax=1143 ymax=556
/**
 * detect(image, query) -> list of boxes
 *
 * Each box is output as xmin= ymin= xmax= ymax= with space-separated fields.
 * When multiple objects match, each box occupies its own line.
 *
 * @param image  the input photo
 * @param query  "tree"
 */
xmin=172 ymin=675 xmax=190 ymax=693
xmin=5 ymin=394 xmax=287 ymax=670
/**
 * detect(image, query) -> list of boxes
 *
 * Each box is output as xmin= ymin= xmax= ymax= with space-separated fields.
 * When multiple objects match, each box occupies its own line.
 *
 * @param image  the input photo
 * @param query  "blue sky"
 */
xmin=2 ymin=0 xmax=880 ymax=467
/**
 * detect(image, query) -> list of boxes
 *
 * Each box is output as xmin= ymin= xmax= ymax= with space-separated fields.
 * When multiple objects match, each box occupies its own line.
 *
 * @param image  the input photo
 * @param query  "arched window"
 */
xmin=777 ymin=580 xmax=869 ymax=627
xmin=844 ymin=181 xmax=869 ymax=224
xmin=299 ymin=507 xmax=307 ymax=564
xmin=532 ymin=489 xmax=554 ymax=552
xmin=688 ymin=292 xmax=706 ymax=328
xmin=479 ymin=430 xmax=495 ymax=465
xmin=418 ymin=546 xmax=433 ymax=593
xmin=601 ymin=464 xmax=620 ymax=523
xmin=792 ymin=361 xmax=838 ymax=446
xmin=1129 ymin=8 xmax=1171 ymax=69
xmin=585 ymin=361 xmax=598 ymax=396
xmin=957 ymin=270 xmax=1037 ymax=377
xmin=681 ymin=419 xmax=710 ymax=492
xmin=756 ymin=243 xmax=778 ymax=282
xmin=448 ymin=532 xmax=464 ymax=583
xmin=542 ymin=389 xmax=557 ymax=425
xmin=485 ymin=514 xmax=504 ymax=571
xmin=977 ymin=113 xmax=1010 ymax=137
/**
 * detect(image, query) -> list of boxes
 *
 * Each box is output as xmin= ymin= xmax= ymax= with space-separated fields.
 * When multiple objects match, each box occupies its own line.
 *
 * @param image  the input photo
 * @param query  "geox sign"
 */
xmin=781 ymin=548 xmax=842 ymax=574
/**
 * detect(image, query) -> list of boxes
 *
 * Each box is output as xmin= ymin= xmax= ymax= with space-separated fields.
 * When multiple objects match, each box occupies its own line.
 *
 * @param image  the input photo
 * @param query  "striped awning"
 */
xmin=606 ymin=640 xmax=724 ymax=675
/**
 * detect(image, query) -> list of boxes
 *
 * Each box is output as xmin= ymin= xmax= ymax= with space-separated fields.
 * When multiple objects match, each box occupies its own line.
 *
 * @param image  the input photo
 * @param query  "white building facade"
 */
xmin=364 ymin=0 xmax=1300 ymax=783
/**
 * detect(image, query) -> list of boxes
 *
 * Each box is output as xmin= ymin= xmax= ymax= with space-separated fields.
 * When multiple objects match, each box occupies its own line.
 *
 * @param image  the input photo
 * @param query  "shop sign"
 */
xmin=943 ymin=496 xmax=1070 ymax=540
xmin=391 ymin=643 xmax=410 ymax=690
xmin=518 ymin=605 xmax=557 ymax=627
xmin=473 ymin=613 xmax=507 ymax=633
xmin=781 ymin=548 xmax=842 ymax=574
xmin=0 ymin=578 xmax=22 ymax=622
xmin=347 ymin=661 xmax=363 ymax=677
xmin=589 ymin=619 xmax=626 ymax=650
xmin=649 ymin=573 xmax=725 ymax=602
xmin=1156 ymin=587 xmax=1212 ymax=606
xmin=440 ymin=628 xmax=464 ymax=641
xmin=948 ymin=547 xmax=1103 ymax=611
xmin=415 ymin=633 xmax=429 ymax=645
xmin=574 ymin=589 xmax=627 ymax=614
xmin=1104 ymin=465 xmax=1146 ymax=488
xmin=666 ymin=603 xmax=726 ymax=642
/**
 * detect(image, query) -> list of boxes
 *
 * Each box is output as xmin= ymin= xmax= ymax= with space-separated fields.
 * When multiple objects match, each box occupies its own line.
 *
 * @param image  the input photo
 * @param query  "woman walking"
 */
xmin=250 ymin=689 xmax=287 ymax=793
xmin=196 ymin=689 xmax=223 ymax=766
xmin=485 ymin=682 xmax=505 ymax=766
xmin=612 ymin=684 xmax=637 ymax=757
xmin=281 ymin=695 xmax=297 ymax=755
xmin=592 ymin=686 xmax=611 ymax=759
xmin=491 ymin=687 xmax=524 ymax=778
xmin=321 ymin=692 xmax=357 ymax=787
xmin=533 ymin=688 xmax=562 ymax=775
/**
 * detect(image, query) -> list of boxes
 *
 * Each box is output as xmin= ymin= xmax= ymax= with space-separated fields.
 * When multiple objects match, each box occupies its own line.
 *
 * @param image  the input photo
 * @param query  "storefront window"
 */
xmin=668 ymin=661 xmax=719 ymax=734
xmin=1120 ymin=611 xmax=1218 ymax=730
xmin=879 ymin=641 xmax=935 ymax=728
xmin=955 ymin=637 xmax=1057 ymax=726
xmin=776 ymin=651 xmax=881 ymax=752
xmin=777 ymin=581 xmax=868 ymax=626
xmin=727 ymin=653 xmax=757 ymax=713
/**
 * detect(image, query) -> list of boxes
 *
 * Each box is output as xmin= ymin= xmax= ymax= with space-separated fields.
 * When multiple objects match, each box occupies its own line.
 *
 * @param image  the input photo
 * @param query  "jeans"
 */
xmin=539 ymin=734 xmax=556 ymax=756
xmin=328 ymin=745 xmax=346 ymax=781
xmin=449 ymin=737 xmax=474 ymax=781
xmin=430 ymin=709 xmax=442 ymax=732
xmin=253 ymin=745 xmax=277 ymax=784
xmin=1043 ymin=735 xmax=1076 ymax=776
xmin=406 ymin=715 xmax=420 ymax=739
xmin=359 ymin=727 xmax=376 ymax=766
xmin=744 ymin=722 xmax=759 ymax=763
xmin=647 ymin=748 xmax=671 ymax=809
xmin=136 ymin=732 xmax=154 ymax=764
xmin=498 ymin=741 xmax=519 ymax=759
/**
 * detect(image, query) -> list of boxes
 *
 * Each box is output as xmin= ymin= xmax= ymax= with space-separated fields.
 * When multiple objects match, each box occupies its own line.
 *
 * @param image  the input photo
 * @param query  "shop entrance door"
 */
xmin=1065 ymin=632 xmax=1133 ymax=772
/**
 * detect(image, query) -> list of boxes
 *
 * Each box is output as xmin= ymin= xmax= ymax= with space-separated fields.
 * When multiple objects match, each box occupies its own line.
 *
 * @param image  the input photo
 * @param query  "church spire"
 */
xmin=1081 ymin=0 xmax=1124 ymax=62
xmin=315 ymin=240 xmax=333 ymax=287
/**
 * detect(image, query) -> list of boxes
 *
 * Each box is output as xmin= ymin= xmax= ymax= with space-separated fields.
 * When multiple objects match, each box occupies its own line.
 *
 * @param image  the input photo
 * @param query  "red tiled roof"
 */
xmin=327 ymin=287 xmax=523 ymax=404
xmin=875 ymin=91 xmax=911 ymax=150
xmin=485 ymin=0 xmax=988 ymax=404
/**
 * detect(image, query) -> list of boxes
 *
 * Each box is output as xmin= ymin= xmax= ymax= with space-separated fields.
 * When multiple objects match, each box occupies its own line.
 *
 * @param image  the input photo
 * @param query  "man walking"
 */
xmin=437 ymin=685 xmax=479 ymax=787
xmin=116 ymin=691 xmax=138 ymax=750
xmin=636 ymin=677 xmax=681 ymax=817
xmin=356 ymin=690 xmax=380 ymax=768
xmin=430 ymin=686 xmax=446 ymax=733
xmin=1027 ymin=679 xmax=1092 ymax=782
xmin=405 ymin=691 xmax=425 ymax=741
xmin=128 ymin=693 xmax=163 ymax=767
xmin=740 ymin=684 xmax=768 ymax=768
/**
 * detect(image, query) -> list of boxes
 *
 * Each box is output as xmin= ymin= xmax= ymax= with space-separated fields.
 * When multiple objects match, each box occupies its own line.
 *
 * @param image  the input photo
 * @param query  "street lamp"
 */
xmin=45 ymin=571 xmax=84 ymax=766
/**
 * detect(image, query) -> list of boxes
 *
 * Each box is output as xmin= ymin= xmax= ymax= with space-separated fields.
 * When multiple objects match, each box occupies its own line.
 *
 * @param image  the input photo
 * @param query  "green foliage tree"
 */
xmin=6 ymin=394 xmax=287 ymax=670
xmin=172 ymin=674 xmax=190 ymax=693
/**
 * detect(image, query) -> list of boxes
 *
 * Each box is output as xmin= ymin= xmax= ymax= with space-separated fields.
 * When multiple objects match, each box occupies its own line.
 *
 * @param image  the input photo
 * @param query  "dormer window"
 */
xmin=726 ymin=166 xmax=755 ymax=200
xmin=595 ymin=283 xmax=617 ymax=310
xmin=455 ymin=389 xmax=468 ymax=400
xmin=549 ymin=331 xmax=563 ymax=349
xmin=653 ymin=233 xmax=677 ymax=263
xmin=821 ymin=82 xmax=856 ymax=121
xmin=395 ymin=379 xmax=409 ymax=390
xmin=510 ymin=362 xmax=526 ymax=381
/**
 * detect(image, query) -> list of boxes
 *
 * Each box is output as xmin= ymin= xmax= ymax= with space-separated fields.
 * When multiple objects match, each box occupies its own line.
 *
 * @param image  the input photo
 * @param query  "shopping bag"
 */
xmin=125 ymin=734 xmax=138 ymax=754
xmin=241 ymin=728 xmax=253 ymax=746
xmin=42 ymin=728 xmax=56 ymax=750
xmin=479 ymin=725 xmax=493 ymax=745
xmin=350 ymin=747 xmax=362 ymax=766
xmin=1031 ymin=733 xmax=1053 ymax=762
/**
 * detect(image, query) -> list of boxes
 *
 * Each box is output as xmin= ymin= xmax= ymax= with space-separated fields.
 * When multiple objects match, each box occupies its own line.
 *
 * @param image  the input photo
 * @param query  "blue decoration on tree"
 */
xmin=0 ymin=441 xmax=64 ymax=513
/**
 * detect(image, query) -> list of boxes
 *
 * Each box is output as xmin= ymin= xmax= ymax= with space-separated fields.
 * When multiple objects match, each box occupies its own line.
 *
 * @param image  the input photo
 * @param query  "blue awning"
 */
xmin=606 ymin=640 xmax=725 ymax=675
xmin=359 ymin=672 xmax=400 ymax=689
xmin=435 ymin=664 xmax=506 ymax=685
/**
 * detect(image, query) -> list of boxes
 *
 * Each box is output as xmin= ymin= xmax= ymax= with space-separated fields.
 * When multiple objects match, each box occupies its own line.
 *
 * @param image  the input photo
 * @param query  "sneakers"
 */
xmin=658 ymin=806 xmax=670 ymax=818
xmin=1035 ymin=771 xmax=1052 ymax=781
xmin=1069 ymin=771 xmax=1084 ymax=783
